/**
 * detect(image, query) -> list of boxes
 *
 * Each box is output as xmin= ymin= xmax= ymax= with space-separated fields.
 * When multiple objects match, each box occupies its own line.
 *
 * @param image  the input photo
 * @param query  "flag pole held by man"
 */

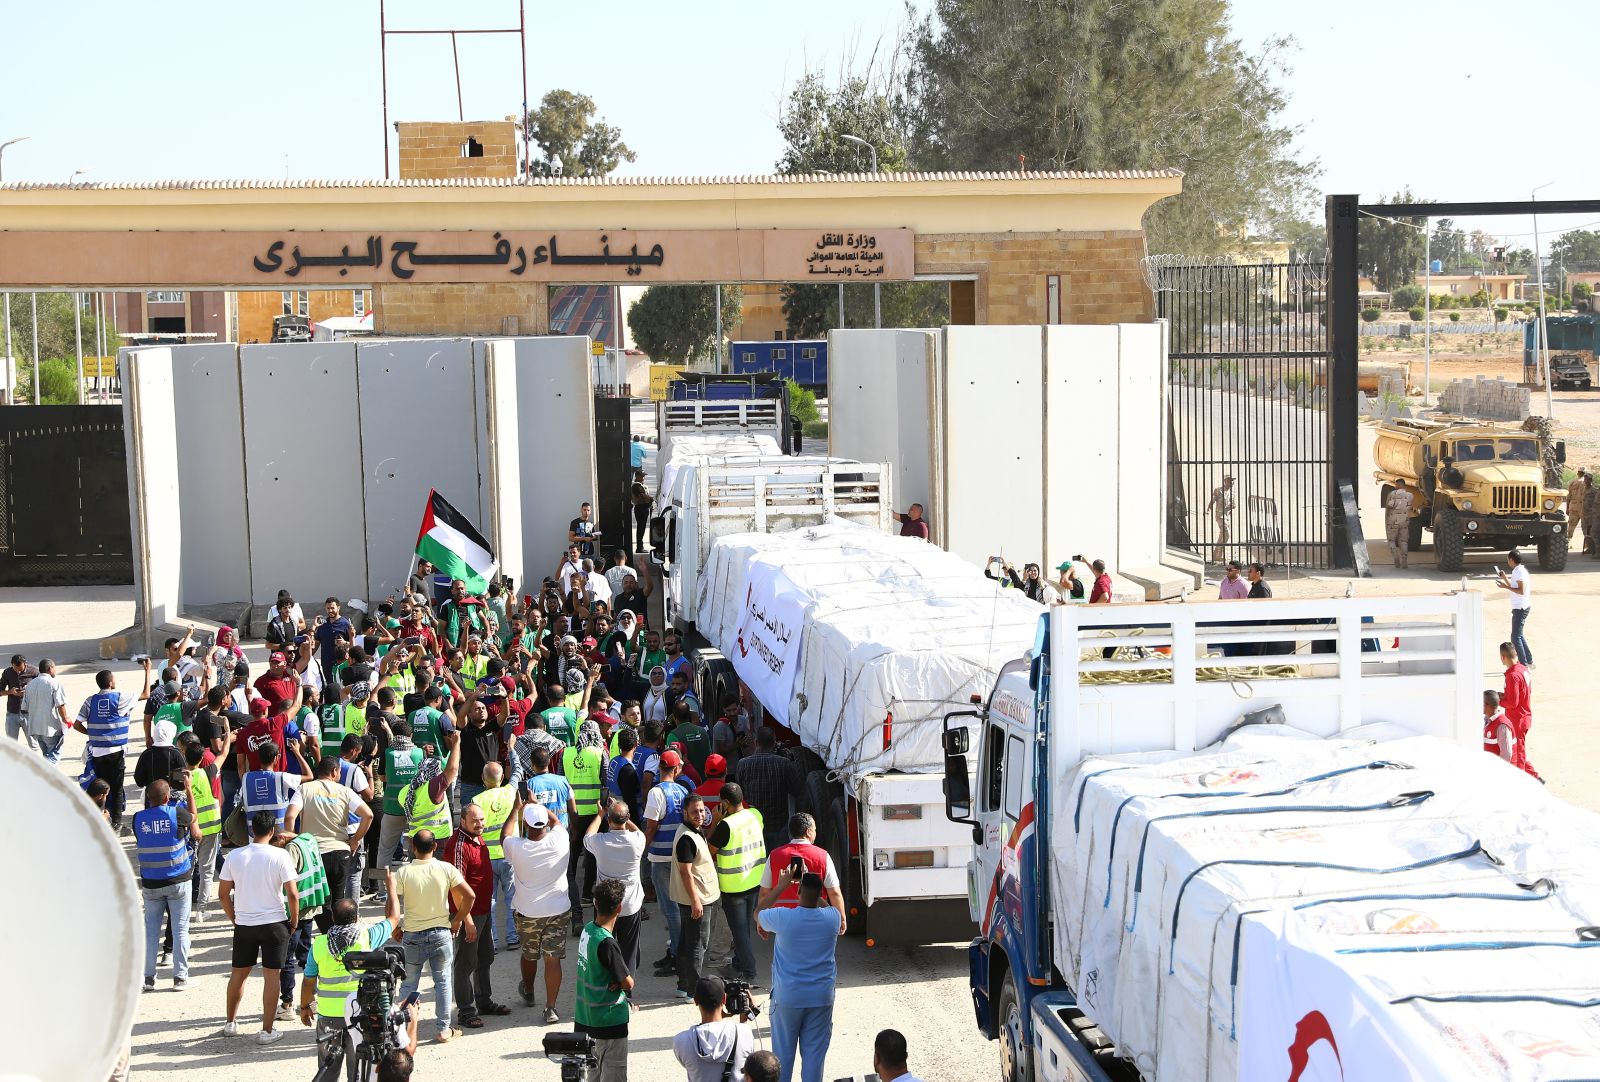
xmin=415 ymin=490 xmax=498 ymax=595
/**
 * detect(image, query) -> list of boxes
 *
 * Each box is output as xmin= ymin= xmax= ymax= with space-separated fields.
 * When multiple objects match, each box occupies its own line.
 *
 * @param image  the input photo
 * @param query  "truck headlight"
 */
xmin=1544 ymin=499 xmax=1556 ymax=510
xmin=1461 ymin=500 xmax=1473 ymax=511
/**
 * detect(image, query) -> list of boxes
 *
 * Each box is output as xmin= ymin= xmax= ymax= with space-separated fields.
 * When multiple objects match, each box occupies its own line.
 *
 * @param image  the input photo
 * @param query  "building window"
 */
xmin=772 ymin=348 xmax=787 ymax=360
xmin=352 ymin=291 xmax=366 ymax=317
xmin=296 ymin=291 xmax=309 ymax=318
xmin=1046 ymin=275 xmax=1062 ymax=325
xmin=281 ymin=291 xmax=293 ymax=316
xmin=801 ymin=347 xmax=817 ymax=360
xmin=146 ymin=290 xmax=185 ymax=304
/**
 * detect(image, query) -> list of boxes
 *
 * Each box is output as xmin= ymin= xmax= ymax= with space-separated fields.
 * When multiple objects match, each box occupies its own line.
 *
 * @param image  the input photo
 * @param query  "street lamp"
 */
xmin=68 ymin=168 xmax=90 ymax=185
xmin=0 ymin=136 xmax=29 ymax=183
xmin=1532 ymin=182 xmax=1554 ymax=419
xmin=839 ymin=135 xmax=882 ymax=328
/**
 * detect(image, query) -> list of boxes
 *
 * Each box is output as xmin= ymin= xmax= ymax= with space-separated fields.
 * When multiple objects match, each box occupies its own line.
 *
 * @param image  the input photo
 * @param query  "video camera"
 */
xmin=724 ymin=978 xmax=761 ymax=1020
xmin=542 ymin=1031 xmax=597 ymax=1082
xmin=345 ymin=945 xmax=408 ymax=1043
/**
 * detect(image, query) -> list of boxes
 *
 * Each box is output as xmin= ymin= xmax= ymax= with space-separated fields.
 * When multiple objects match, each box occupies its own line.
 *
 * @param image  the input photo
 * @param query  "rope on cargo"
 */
xmin=1339 ymin=929 xmax=1600 ymax=955
xmin=1223 ymin=878 xmax=1559 ymax=1038
xmin=1391 ymin=991 xmax=1600 ymax=1009
xmin=1124 ymin=790 xmax=1437 ymax=931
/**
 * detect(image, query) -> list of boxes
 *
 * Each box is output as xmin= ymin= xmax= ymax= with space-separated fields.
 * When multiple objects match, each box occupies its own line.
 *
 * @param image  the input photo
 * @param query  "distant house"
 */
xmin=1420 ymin=273 xmax=1524 ymax=302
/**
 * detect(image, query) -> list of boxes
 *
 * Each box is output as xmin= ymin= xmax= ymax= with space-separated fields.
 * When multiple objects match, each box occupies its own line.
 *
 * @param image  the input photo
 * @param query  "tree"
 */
xmin=37 ymin=359 xmax=80 ymax=404
xmin=1359 ymin=191 xmax=1431 ymax=291
xmin=4 ymin=293 xmax=119 ymax=402
xmin=1391 ymin=284 xmax=1425 ymax=310
xmin=626 ymin=285 xmax=743 ymax=364
xmin=522 ymin=90 xmax=635 ymax=178
xmin=898 ymin=0 xmax=1318 ymax=255
xmin=774 ymin=67 xmax=950 ymax=335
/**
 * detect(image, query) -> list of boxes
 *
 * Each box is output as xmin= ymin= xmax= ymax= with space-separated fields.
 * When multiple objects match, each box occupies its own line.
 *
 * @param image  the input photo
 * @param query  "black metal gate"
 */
xmin=1158 ymin=261 xmax=1332 ymax=570
xmin=0 ymin=405 xmax=133 ymax=586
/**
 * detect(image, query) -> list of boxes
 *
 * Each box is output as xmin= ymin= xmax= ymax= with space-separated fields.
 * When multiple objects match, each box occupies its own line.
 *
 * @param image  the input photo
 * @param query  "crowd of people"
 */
xmin=4 ymin=510 xmax=933 ymax=1082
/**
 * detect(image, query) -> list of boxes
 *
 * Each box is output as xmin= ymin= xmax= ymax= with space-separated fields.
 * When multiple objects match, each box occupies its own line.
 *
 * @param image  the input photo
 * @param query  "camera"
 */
xmin=312 ymin=944 xmax=409 ymax=1081
xmin=723 ymin=978 xmax=760 ymax=1020
xmin=542 ymin=1031 xmax=596 ymax=1082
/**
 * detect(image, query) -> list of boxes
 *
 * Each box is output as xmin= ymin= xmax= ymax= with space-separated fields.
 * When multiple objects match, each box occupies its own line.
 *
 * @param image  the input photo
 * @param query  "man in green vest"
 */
xmin=576 ymin=878 xmax=633 ymax=1081
xmin=296 ymin=888 xmax=414 ymax=1063
xmin=707 ymin=782 xmax=765 ymax=985
xmin=375 ymin=717 xmax=424 ymax=891
xmin=407 ymin=685 xmax=455 ymax=761
xmin=274 ymin=828 xmax=334 ymax=1024
xmin=562 ymin=721 xmax=607 ymax=936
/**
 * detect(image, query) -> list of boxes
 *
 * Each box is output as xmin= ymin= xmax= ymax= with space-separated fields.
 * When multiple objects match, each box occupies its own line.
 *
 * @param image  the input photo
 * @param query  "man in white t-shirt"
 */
xmin=583 ymin=796 xmax=647 ymax=977
xmin=219 ymin=810 xmax=301 ymax=1044
xmin=1495 ymin=548 xmax=1534 ymax=667
xmin=504 ymin=801 xmax=571 ymax=1024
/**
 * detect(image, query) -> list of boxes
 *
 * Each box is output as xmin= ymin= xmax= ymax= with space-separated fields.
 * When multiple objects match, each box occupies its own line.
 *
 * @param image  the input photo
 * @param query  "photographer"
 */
xmin=672 ymin=975 xmax=755 ymax=1082
xmin=297 ymin=883 xmax=403 ymax=1061
xmin=576 ymin=878 xmax=634 ymax=1081
xmin=756 ymin=870 xmax=841 ymax=1082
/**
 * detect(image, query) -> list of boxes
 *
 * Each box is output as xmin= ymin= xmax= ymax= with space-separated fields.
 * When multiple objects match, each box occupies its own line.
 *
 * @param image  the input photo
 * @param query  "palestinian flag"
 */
xmin=415 ymin=490 xmax=497 ymax=593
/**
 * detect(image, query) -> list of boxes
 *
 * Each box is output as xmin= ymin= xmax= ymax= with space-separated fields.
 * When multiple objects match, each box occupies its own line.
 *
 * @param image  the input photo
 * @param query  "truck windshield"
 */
xmin=1452 ymin=438 xmax=1537 ymax=462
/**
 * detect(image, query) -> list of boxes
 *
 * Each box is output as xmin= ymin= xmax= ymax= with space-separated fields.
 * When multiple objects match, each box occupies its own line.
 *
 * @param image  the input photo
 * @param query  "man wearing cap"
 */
xmin=1206 ymin=475 xmax=1235 ymax=563
xmin=644 ymin=749 xmax=690 ymax=971
xmin=673 ymin=975 xmax=756 ymax=1082
xmin=407 ymin=684 xmax=456 ymax=762
xmin=1054 ymin=559 xmax=1085 ymax=601
xmin=254 ymin=652 xmax=300 ymax=720
xmin=695 ymin=754 xmax=730 ymax=802
xmin=375 ymin=717 xmax=425 ymax=879
xmin=504 ymin=798 xmax=572 ymax=1024
xmin=757 ymin=866 xmax=842 ymax=1082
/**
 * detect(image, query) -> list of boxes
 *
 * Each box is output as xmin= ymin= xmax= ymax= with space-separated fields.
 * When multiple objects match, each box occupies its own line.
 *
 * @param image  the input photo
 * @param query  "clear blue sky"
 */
xmin=3 ymin=0 xmax=1596 ymax=240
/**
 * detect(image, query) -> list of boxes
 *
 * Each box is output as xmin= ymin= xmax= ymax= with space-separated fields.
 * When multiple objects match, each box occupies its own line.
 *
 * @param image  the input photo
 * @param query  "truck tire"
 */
xmin=825 ymin=793 xmax=864 ymax=936
xmin=1433 ymin=506 xmax=1464 ymax=572
xmin=996 ymin=969 xmax=1031 ymax=1082
xmin=1407 ymin=514 xmax=1424 ymax=552
xmin=803 ymin=768 xmax=838 ymax=821
xmin=1538 ymin=529 xmax=1570 ymax=572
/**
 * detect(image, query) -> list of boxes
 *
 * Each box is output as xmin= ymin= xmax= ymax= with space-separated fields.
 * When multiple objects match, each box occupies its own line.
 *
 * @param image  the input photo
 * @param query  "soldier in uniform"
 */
xmin=1205 ymin=475 xmax=1235 ymax=563
xmin=1584 ymin=476 xmax=1600 ymax=557
xmin=1566 ymin=467 xmax=1589 ymax=551
xmin=1384 ymin=480 xmax=1416 ymax=570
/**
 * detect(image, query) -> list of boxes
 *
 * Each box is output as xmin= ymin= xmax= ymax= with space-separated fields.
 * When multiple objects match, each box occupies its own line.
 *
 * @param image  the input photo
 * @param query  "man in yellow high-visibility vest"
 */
xmin=707 ymin=782 xmax=765 ymax=985
xmin=470 ymin=763 xmax=518 ymax=950
xmin=296 ymin=885 xmax=415 ymax=1063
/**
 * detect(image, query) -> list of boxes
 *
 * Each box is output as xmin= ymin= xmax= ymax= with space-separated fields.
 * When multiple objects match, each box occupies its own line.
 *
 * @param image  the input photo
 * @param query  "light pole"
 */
xmin=68 ymin=168 xmax=90 ymax=185
xmin=0 ymin=136 xmax=28 ymax=182
xmin=839 ymin=135 xmax=882 ymax=329
xmin=1532 ymin=182 xmax=1554 ymax=419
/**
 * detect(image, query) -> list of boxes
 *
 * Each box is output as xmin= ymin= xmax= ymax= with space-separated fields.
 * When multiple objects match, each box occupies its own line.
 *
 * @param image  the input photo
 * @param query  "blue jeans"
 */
xmin=5 ymin=712 xmax=35 ymax=750
xmin=143 ymin=882 xmax=191 ymax=981
xmin=399 ymin=926 xmax=454 ymax=1036
xmin=37 ymin=729 xmax=64 ymax=764
xmin=721 ymin=888 xmax=758 ymax=978
xmin=1510 ymin=607 xmax=1533 ymax=666
xmin=490 ymin=858 xmax=516 ymax=945
xmin=770 ymin=1000 xmax=834 ymax=1082
xmin=648 ymin=859 xmax=681 ymax=958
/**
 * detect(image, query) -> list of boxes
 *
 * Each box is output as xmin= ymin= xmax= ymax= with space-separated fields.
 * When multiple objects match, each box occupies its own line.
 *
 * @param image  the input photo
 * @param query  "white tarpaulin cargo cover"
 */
xmin=657 ymin=433 xmax=784 ymax=502
xmin=697 ymin=520 xmax=1042 ymax=780
xmin=1054 ymin=727 xmax=1600 ymax=1082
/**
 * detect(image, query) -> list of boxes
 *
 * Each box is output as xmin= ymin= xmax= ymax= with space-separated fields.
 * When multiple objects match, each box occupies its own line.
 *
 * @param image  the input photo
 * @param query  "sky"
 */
xmin=2 ymin=0 xmax=1596 ymax=242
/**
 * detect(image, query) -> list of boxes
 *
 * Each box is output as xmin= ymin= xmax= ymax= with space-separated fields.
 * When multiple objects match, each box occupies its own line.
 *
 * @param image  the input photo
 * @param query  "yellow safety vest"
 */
xmin=344 ymin=702 xmax=369 ymax=737
xmin=473 ymin=786 xmax=515 ymax=861
xmin=402 ymin=779 xmax=451 ymax=839
xmin=384 ymin=666 xmax=416 ymax=697
xmin=309 ymin=927 xmax=372 ymax=1017
xmin=190 ymin=775 xmax=221 ymax=838
xmin=713 ymin=807 xmax=766 ymax=893
xmin=460 ymin=655 xmax=488 ymax=691
xmin=562 ymin=746 xmax=604 ymax=816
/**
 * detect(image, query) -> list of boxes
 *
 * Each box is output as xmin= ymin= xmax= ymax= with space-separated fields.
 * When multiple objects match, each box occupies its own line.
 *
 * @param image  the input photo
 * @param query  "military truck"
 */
xmin=1373 ymin=417 xmax=1570 ymax=571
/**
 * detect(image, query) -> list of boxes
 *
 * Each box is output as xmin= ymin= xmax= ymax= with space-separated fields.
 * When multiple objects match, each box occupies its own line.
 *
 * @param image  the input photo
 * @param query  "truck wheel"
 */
xmin=803 ymin=768 xmax=838 ymax=821
xmin=1407 ymin=515 xmax=1424 ymax=552
xmin=825 ymin=793 xmax=864 ymax=936
xmin=1433 ymin=506 xmax=1464 ymax=572
xmin=1538 ymin=530 xmax=1570 ymax=572
xmin=996 ymin=969 xmax=1031 ymax=1082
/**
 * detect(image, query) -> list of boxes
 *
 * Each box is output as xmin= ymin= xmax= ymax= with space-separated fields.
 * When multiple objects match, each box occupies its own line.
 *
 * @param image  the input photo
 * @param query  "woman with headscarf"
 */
xmin=211 ymin=626 xmax=247 ymax=674
xmin=641 ymin=666 xmax=669 ymax=727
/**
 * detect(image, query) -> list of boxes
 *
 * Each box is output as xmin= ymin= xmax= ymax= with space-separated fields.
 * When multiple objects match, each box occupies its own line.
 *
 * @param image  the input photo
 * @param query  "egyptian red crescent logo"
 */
xmin=1286 ymin=1011 xmax=1344 ymax=1082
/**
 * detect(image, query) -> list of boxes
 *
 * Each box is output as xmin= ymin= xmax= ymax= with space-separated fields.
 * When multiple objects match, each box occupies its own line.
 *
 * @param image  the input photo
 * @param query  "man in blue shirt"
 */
xmin=522 ymin=745 xmax=576 ymax=829
xmin=756 ymin=870 xmax=841 ymax=1082
xmin=313 ymin=598 xmax=354 ymax=687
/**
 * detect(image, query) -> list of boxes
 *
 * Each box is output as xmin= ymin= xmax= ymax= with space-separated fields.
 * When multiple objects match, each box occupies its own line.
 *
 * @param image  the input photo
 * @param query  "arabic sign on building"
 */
xmin=729 ymin=559 xmax=808 ymax=726
xmin=0 ymin=229 xmax=914 ymax=287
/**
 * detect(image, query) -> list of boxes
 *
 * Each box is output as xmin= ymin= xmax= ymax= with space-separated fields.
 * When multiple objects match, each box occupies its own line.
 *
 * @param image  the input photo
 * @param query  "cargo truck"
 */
xmin=946 ymin=592 xmax=1600 ymax=1081
xmin=694 ymin=520 xmax=1041 ymax=940
xmin=656 ymin=372 xmax=794 ymax=464
xmin=1372 ymin=417 xmax=1570 ymax=572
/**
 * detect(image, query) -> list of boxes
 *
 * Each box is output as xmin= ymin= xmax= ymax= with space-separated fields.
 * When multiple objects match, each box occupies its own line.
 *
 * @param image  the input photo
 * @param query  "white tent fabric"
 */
xmin=696 ymin=520 xmax=1042 ymax=780
xmin=1054 ymin=728 xmax=1600 ymax=1081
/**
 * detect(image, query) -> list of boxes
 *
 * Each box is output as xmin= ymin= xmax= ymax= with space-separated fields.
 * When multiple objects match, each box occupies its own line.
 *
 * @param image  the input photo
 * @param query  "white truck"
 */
xmin=651 ymin=447 xmax=891 ymax=632
xmin=694 ymin=520 xmax=1043 ymax=940
xmin=655 ymin=373 xmax=793 ymax=465
xmin=947 ymin=591 xmax=1600 ymax=1081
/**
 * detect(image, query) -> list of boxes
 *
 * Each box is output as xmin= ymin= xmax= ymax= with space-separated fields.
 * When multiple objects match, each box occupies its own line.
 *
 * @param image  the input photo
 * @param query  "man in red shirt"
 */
xmin=237 ymin=699 xmax=292 ymax=773
xmin=1089 ymin=559 xmax=1114 ymax=604
xmin=253 ymin=652 xmax=300 ymax=719
xmin=1499 ymin=642 xmax=1542 ymax=780
xmin=439 ymin=802 xmax=507 ymax=1027
xmin=695 ymin=754 xmax=729 ymax=802
xmin=891 ymin=503 xmax=929 ymax=540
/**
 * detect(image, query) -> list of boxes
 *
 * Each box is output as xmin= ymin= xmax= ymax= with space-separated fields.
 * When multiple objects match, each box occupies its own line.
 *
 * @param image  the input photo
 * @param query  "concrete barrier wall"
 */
xmin=1114 ymin=322 xmax=1165 ymax=569
xmin=120 ymin=347 xmax=183 ymax=639
xmin=239 ymin=343 xmax=367 ymax=608
xmin=1045 ymin=324 xmax=1120 ymax=565
xmin=122 ymin=336 xmax=583 ymax=621
xmin=168 ymin=344 xmax=249 ymax=605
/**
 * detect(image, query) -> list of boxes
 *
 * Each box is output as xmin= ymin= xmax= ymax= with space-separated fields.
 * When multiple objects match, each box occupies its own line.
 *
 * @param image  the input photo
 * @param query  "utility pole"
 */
xmin=30 ymin=293 xmax=39 ymax=405
xmin=840 ymin=135 xmax=883 ymax=328
xmin=1423 ymin=221 xmax=1432 ymax=407
xmin=1532 ymin=183 xmax=1554 ymax=418
xmin=0 ymin=136 xmax=29 ymax=182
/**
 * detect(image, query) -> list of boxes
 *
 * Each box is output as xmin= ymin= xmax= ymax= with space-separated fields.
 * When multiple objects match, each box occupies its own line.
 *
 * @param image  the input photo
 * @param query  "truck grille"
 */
xmin=1491 ymin=484 xmax=1538 ymax=513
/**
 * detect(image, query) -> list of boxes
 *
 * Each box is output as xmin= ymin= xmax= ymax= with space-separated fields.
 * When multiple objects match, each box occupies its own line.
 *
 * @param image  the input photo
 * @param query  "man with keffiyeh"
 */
xmin=297 ymin=885 xmax=402 ymax=1062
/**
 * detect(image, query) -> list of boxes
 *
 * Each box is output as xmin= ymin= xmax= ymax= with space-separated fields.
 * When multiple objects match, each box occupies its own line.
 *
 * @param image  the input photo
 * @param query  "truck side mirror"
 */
xmin=1556 ymin=440 xmax=1567 ymax=464
xmin=944 ymin=756 xmax=973 ymax=824
xmin=943 ymin=727 xmax=969 ymax=756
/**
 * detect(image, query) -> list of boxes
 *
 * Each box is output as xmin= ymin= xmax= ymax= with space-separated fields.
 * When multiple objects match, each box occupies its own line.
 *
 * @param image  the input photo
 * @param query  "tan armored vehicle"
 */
xmin=1373 ymin=417 xmax=1570 ymax=572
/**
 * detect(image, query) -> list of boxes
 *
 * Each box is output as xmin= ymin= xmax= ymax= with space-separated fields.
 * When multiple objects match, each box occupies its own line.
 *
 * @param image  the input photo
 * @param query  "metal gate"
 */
xmin=0 ymin=405 xmax=133 ymax=586
xmin=1157 ymin=260 xmax=1332 ymax=570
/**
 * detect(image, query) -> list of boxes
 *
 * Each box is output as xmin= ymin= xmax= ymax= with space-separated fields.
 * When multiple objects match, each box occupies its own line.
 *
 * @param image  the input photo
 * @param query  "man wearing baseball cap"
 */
xmin=504 ymin=799 xmax=572 ymax=1024
xmin=254 ymin=652 xmax=300 ymax=720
